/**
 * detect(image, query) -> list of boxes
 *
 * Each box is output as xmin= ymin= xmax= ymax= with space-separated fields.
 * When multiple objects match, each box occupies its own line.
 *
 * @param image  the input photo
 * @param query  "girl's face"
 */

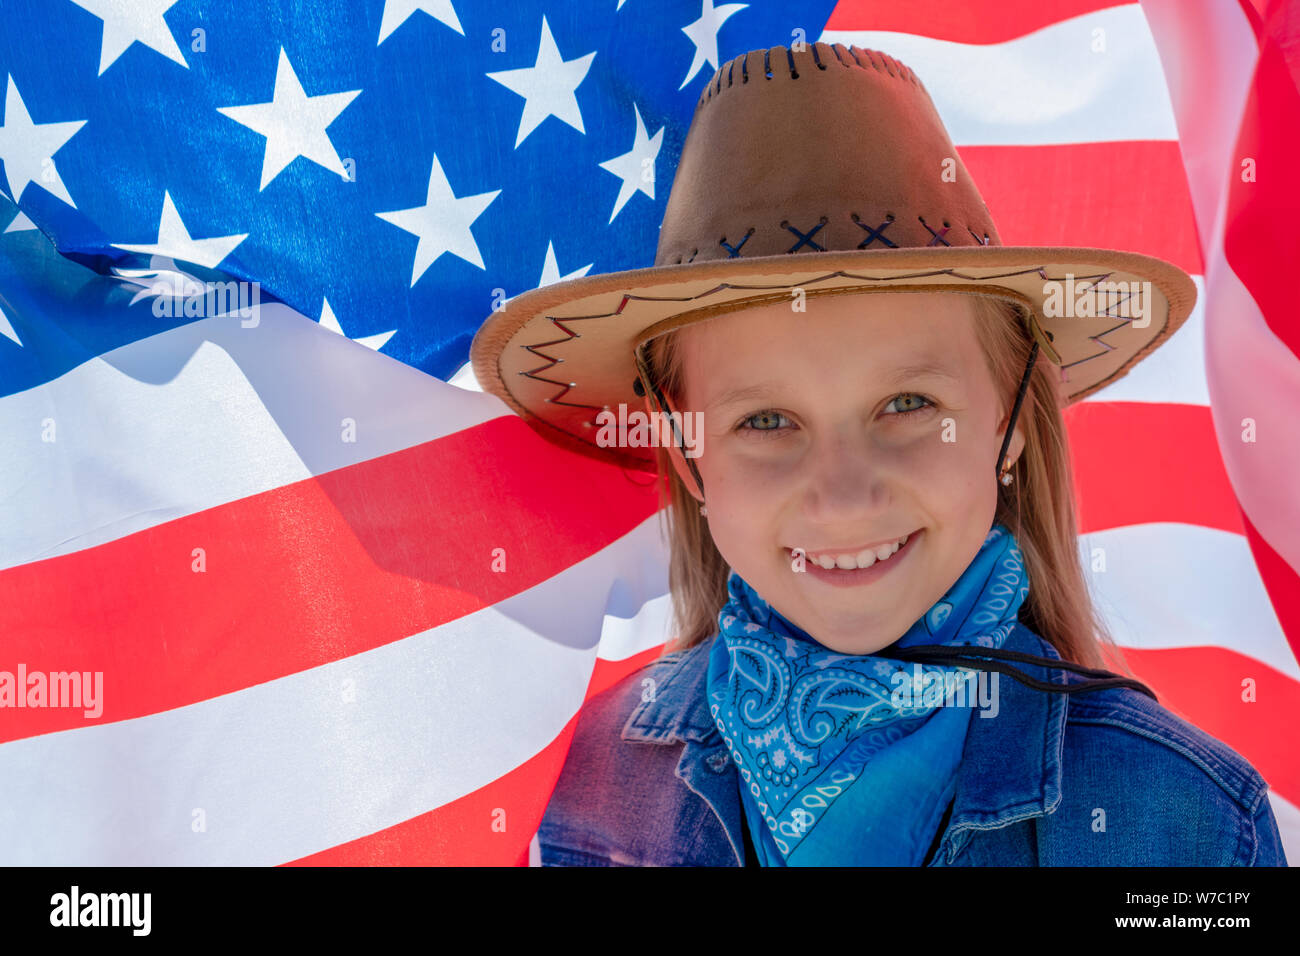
xmin=666 ymin=291 xmax=1026 ymax=655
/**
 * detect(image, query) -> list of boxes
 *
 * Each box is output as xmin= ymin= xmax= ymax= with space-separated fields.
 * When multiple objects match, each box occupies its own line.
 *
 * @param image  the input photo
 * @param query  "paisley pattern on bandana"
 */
xmin=706 ymin=521 xmax=1030 ymax=865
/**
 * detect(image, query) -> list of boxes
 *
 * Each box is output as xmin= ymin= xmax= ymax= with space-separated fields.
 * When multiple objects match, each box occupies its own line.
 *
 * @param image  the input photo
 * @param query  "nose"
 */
xmin=801 ymin=427 xmax=890 ymax=523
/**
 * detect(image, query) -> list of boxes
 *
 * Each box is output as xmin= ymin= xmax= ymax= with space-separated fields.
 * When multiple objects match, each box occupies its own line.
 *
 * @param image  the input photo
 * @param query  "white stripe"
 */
xmin=1078 ymin=523 xmax=1300 ymax=681
xmin=0 ymin=302 xmax=513 ymax=570
xmin=0 ymin=513 xmax=669 ymax=865
xmin=820 ymin=4 xmax=1178 ymax=145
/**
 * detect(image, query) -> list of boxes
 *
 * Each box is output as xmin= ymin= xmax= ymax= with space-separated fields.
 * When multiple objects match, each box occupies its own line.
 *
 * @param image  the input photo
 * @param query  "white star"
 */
xmin=537 ymin=240 xmax=593 ymax=288
xmin=377 ymin=0 xmax=464 ymax=44
xmin=375 ymin=153 xmax=499 ymax=286
xmin=679 ymin=0 xmax=748 ymax=90
xmin=111 ymin=190 xmax=247 ymax=269
xmin=598 ymin=103 xmax=664 ymax=224
xmin=68 ymin=0 xmax=188 ymax=75
xmin=0 ymin=77 xmax=86 ymax=207
xmin=4 ymin=209 xmax=36 ymax=232
xmin=319 ymin=297 xmax=396 ymax=352
xmin=0 ymin=302 xmax=20 ymax=346
xmin=485 ymin=16 xmax=596 ymax=148
xmin=493 ymin=240 xmax=593 ymax=311
xmin=217 ymin=49 xmax=361 ymax=191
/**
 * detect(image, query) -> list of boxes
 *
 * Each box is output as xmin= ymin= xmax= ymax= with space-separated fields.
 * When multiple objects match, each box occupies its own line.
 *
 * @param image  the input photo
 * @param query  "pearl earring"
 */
xmin=700 ymin=502 xmax=708 ymax=516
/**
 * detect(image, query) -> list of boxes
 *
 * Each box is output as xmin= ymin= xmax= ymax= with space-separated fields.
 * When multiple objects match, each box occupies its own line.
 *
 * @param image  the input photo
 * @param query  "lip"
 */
xmin=785 ymin=529 xmax=922 ymax=588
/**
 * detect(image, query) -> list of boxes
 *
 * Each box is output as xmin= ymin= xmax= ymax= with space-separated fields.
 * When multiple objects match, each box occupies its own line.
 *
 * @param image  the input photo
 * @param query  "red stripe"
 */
xmin=1106 ymin=644 xmax=1300 ymax=807
xmin=1065 ymin=402 xmax=1243 ymax=535
xmin=282 ymin=644 xmax=666 ymax=865
xmin=825 ymin=0 xmax=1126 ymax=45
xmin=1241 ymin=510 xmax=1300 ymax=675
xmin=959 ymin=143 xmax=1203 ymax=276
xmin=1223 ymin=11 xmax=1300 ymax=368
xmin=0 ymin=416 xmax=658 ymax=743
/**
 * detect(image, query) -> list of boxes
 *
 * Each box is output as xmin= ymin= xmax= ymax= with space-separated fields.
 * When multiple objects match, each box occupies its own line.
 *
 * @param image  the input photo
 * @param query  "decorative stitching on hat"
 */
xmin=720 ymin=227 xmax=756 ymax=257
xmin=664 ymin=211 xmax=994 ymax=262
xmin=698 ymin=43 xmax=919 ymax=111
xmin=512 ymin=266 xmax=1148 ymax=420
xmin=851 ymin=212 xmax=898 ymax=249
xmin=919 ymin=216 xmax=952 ymax=246
xmin=780 ymin=216 xmax=829 ymax=252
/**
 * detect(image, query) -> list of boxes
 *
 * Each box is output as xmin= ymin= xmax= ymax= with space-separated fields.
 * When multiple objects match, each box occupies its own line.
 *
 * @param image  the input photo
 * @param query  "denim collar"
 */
xmin=622 ymin=621 xmax=1069 ymax=864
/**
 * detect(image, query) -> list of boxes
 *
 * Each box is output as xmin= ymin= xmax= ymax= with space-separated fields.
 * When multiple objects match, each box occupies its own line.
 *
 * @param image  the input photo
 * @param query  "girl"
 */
xmin=470 ymin=42 xmax=1288 ymax=866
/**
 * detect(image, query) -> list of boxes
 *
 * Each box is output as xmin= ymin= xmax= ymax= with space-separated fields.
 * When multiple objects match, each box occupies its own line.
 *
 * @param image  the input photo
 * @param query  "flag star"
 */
xmin=4 ymin=209 xmax=36 ymax=232
xmin=319 ymin=297 xmax=396 ymax=352
xmin=377 ymin=0 xmax=464 ymax=44
xmin=496 ymin=241 xmax=593 ymax=311
xmin=217 ymin=49 xmax=361 ymax=191
xmin=68 ymin=0 xmax=188 ymax=76
xmin=0 ymin=302 xmax=20 ymax=346
xmin=598 ymin=103 xmax=664 ymax=224
xmin=485 ymin=16 xmax=596 ymax=149
xmin=375 ymin=153 xmax=499 ymax=285
xmin=679 ymin=0 xmax=748 ymax=90
xmin=537 ymin=240 xmax=593 ymax=287
xmin=111 ymin=190 xmax=248 ymax=269
xmin=0 ymin=77 xmax=86 ymax=208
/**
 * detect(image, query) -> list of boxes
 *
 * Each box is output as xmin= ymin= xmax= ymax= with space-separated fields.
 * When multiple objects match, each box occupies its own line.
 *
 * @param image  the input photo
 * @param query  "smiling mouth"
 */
xmin=786 ymin=531 xmax=918 ymax=570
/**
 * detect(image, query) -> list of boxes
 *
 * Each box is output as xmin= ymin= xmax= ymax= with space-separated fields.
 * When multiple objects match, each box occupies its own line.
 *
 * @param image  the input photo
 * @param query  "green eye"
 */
xmin=736 ymin=410 xmax=791 ymax=434
xmin=884 ymin=393 xmax=935 ymax=417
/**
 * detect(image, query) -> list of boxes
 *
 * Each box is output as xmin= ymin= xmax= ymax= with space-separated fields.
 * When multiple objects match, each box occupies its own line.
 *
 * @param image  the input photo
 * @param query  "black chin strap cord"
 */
xmin=886 ymin=644 xmax=1159 ymax=702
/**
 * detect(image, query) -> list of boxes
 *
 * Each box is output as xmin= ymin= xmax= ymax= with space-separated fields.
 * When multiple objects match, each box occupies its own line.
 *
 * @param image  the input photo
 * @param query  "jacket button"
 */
xmin=706 ymin=752 xmax=731 ymax=773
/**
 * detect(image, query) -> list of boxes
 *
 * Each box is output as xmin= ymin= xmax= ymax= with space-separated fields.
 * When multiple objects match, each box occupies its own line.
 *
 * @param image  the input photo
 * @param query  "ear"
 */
xmin=645 ymin=394 xmax=705 ymax=503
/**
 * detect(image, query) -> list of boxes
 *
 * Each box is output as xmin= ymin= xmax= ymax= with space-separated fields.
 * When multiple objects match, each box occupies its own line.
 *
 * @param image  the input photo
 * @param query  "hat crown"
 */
xmin=655 ymin=43 xmax=1001 ymax=267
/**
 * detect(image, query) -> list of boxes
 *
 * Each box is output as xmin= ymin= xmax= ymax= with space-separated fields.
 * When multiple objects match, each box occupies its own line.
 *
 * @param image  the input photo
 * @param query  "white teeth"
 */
xmin=808 ymin=534 xmax=909 ymax=571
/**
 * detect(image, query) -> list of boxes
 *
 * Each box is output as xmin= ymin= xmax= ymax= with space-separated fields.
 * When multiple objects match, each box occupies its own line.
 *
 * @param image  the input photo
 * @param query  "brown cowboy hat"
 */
xmin=470 ymin=42 xmax=1197 ymax=473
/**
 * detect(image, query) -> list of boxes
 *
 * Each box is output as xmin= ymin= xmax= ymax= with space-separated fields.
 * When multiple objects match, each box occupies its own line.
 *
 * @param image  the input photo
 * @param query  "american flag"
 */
xmin=0 ymin=0 xmax=1295 ymax=865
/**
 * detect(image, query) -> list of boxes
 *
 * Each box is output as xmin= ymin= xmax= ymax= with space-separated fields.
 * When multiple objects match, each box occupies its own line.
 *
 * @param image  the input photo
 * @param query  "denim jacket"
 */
xmin=538 ymin=623 xmax=1289 ymax=866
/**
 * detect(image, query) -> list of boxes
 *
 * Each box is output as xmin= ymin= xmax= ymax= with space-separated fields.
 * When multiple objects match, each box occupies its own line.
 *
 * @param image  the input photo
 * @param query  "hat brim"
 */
xmin=470 ymin=245 xmax=1197 ymax=472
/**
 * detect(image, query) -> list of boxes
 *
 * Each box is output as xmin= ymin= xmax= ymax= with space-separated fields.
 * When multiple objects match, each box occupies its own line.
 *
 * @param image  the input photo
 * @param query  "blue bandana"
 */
xmin=705 ymin=521 xmax=1030 ymax=865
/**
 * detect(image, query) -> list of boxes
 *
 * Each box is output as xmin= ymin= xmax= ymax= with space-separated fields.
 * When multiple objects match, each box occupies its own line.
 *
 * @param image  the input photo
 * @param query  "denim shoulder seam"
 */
xmin=1064 ymin=710 xmax=1265 ymax=812
xmin=621 ymin=638 xmax=717 ymax=741
xmin=1236 ymin=792 xmax=1254 ymax=866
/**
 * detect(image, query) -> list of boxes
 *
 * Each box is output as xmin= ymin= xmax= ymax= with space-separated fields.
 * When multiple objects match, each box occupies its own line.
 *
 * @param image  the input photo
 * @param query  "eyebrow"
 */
xmin=705 ymin=363 xmax=962 ymax=411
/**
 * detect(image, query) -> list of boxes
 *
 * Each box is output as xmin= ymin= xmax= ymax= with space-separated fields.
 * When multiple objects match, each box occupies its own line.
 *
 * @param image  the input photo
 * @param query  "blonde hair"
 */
xmin=641 ymin=292 xmax=1135 ymax=674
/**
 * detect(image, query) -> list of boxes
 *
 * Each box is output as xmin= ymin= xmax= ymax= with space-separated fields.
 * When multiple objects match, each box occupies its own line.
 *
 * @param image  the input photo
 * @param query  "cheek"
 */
xmin=905 ymin=428 xmax=997 ymax=513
